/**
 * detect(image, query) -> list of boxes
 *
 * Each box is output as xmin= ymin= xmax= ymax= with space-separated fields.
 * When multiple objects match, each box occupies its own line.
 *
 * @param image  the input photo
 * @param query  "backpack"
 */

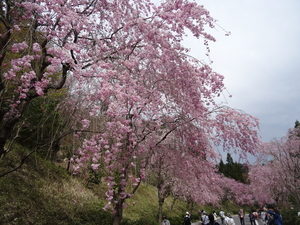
xmin=184 ymin=216 xmax=190 ymax=225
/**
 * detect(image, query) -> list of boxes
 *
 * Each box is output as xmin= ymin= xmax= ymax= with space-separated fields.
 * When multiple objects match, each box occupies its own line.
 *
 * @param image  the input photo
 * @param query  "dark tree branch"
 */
xmin=0 ymin=149 xmax=35 ymax=178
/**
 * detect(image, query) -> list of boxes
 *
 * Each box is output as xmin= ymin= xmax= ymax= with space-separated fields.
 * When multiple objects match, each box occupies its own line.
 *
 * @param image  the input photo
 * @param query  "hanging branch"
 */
xmin=0 ymin=149 xmax=35 ymax=178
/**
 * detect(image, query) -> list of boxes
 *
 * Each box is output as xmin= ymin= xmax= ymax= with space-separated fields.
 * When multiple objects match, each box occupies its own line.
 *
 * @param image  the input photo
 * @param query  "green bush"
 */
xmin=74 ymin=205 xmax=114 ymax=225
xmin=281 ymin=208 xmax=300 ymax=225
xmin=121 ymin=217 xmax=158 ymax=225
xmin=169 ymin=216 xmax=185 ymax=225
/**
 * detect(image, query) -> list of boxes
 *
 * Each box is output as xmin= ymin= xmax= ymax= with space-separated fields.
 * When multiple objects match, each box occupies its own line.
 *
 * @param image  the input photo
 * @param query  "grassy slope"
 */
xmin=0 ymin=146 xmax=242 ymax=225
xmin=0 ymin=146 xmax=111 ymax=224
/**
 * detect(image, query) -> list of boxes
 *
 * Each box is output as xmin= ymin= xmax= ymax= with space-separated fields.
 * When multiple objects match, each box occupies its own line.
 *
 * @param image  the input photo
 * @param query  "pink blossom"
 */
xmin=81 ymin=119 xmax=90 ymax=129
xmin=91 ymin=163 xmax=100 ymax=170
xmin=32 ymin=43 xmax=41 ymax=52
xmin=14 ymin=25 xmax=21 ymax=31
xmin=35 ymin=86 xmax=44 ymax=96
xmin=11 ymin=42 xmax=28 ymax=53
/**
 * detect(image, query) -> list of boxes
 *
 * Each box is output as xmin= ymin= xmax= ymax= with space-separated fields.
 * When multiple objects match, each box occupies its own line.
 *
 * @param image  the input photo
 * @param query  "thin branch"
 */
xmin=0 ymin=149 xmax=35 ymax=178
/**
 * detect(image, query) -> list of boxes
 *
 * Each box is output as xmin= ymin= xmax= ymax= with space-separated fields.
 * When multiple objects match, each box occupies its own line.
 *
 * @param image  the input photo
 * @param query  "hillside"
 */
xmin=0 ymin=146 xmax=242 ymax=225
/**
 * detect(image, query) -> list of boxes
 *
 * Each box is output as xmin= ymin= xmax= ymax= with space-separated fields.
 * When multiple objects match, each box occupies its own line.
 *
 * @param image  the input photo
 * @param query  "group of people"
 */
xmin=162 ymin=212 xmax=195 ymax=225
xmin=162 ymin=204 xmax=283 ymax=225
xmin=186 ymin=210 xmax=234 ymax=225
xmin=218 ymin=209 xmax=235 ymax=225
xmin=238 ymin=206 xmax=283 ymax=225
xmin=263 ymin=205 xmax=284 ymax=225
xmin=200 ymin=210 xmax=223 ymax=225
xmin=163 ymin=211 xmax=222 ymax=225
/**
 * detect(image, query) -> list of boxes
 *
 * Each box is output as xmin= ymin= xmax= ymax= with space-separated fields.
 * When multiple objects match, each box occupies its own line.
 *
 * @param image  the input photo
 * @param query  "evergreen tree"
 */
xmin=218 ymin=159 xmax=225 ymax=174
xmin=226 ymin=153 xmax=234 ymax=165
xmin=219 ymin=153 xmax=245 ymax=183
xmin=294 ymin=120 xmax=300 ymax=128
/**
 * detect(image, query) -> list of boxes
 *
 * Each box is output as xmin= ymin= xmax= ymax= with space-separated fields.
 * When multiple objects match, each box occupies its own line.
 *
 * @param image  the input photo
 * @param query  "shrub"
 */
xmin=281 ymin=208 xmax=300 ymax=225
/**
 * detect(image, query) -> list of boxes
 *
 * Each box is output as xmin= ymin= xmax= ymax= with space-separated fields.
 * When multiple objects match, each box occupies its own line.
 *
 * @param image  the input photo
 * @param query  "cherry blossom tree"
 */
xmin=248 ymin=127 xmax=300 ymax=210
xmin=145 ymin=129 xmax=218 ymax=224
xmin=248 ymin=162 xmax=283 ymax=207
xmin=147 ymin=133 xmax=256 ymax=224
xmin=1 ymin=0 xmax=261 ymax=224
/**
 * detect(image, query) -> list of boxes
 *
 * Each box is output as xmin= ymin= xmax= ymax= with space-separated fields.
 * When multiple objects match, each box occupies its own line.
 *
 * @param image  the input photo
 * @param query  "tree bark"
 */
xmin=51 ymin=138 xmax=61 ymax=163
xmin=158 ymin=194 xmax=165 ymax=225
xmin=113 ymin=198 xmax=125 ymax=225
xmin=0 ymin=149 xmax=35 ymax=178
xmin=0 ymin=136 xmax=7 ymax=157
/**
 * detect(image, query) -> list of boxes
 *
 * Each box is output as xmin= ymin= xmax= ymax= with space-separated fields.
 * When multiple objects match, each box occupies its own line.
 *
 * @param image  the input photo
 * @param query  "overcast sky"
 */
xmin=183 ymin=0 xmax=300 ymax=143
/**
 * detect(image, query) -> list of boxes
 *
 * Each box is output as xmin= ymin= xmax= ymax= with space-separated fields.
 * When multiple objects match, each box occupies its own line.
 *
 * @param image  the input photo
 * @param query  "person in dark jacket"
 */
xmin=208 ymin=213 xmax=220 ymax=225
xmin=184 ymin=212 xmax=191 ymax=225
xmin=249 ymin=211 xmax=255 ymax=225
xmin=238 ymin=209 xmax=245 ymax=225
xmin=263 ymin=205 xmax=283 ymax=225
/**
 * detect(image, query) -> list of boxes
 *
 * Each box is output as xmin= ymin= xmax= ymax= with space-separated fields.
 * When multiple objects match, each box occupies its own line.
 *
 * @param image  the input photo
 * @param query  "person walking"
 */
xmin=238 ymin=209 xmax=245 ymax=225
xmin=263 ymin=205 xmax=283 ymax=225
xmin=225 ymin=213 xmax=235 ymax=225
xmin=162 ymin=216 xmax=171 ymax=225
xmin=213 ymin=211 xmax=218 ymax=222
xmin=184 ymin=212 xmax=192 ymax=225
xmin=219 ymin=209 xmax=225 ymax=225
xmin=260 ymin=210 xmax=267 ymax=225
xmin=208 ymin=213 xmax=220 ymax=225
xmin=202 ymin=211 xmax=209 ymax=225
xmin=249 ymin=211 xmax=255 ymax=225
xmin=253 ymin=210 xmax=259 ymax=225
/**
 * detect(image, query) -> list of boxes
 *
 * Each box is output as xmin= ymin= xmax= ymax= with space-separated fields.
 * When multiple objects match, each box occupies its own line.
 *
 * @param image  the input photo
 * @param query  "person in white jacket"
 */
xmin=224 ymin=213 xmax=235 ymax=225
xmin=202 ymin=211 xmax=210 ymax=225
xmin=162 ymin=216 xmax=171 ymax=225
xmin=213 ymin=211 xmax=218 ymax=221
xmin=219 ymin=210 xmax=225 ymax=225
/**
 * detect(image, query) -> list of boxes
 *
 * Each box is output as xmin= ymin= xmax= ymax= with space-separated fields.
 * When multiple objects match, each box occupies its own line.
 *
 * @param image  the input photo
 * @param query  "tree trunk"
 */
xmin=113 ymin=198 xmax=125 ymax=225
xmin=0 ymin=127 xmax=11 ymax=158
xmin=51 ymin=138 xmax=61 ymax=163
xmin=170 ymin=197 xmax=177 ymax=210
xmin=158 ymin=194 xmax=165 ymax=225
xmin=0 ymin=136 xmax=7 ymax=158
xmin=190 ymin=201 xmax=194 ymax=211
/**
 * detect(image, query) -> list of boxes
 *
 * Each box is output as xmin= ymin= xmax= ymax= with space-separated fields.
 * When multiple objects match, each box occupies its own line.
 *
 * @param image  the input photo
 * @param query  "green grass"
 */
xmin=0 ymin=145 xmax=113 ymax=224
xmin=122 ymin=184 xmax=188 ymax=225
